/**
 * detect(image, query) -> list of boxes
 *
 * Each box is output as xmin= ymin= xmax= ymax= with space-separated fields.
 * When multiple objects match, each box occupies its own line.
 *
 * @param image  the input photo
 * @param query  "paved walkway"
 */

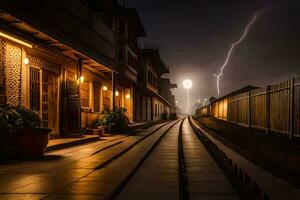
xmin=116 ymin=122 xmax=181 ymax=200
xmin=0 ymin=122 xmax=170 ymax=200
xmin=0 ymin=119 xmax=240 ymax=199
xmin=47 ymin=135 xmax=100 ymax=151
xmin=182 ymin=119 xmax=238 ymax=200
xmin=115 ymin=119 xmax=238 ymax=200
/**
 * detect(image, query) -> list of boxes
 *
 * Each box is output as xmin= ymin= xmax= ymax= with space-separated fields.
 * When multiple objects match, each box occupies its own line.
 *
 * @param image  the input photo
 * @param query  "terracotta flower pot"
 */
xmin=13 ymin=128 xmax=51 ymax=158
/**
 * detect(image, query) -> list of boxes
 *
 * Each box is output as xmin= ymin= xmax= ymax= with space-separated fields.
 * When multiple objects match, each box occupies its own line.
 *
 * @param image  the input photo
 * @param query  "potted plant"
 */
xmin=100 ymin=107 xmax=129 ymax=133
xmin=0 ymin=105 xmax=51 ymax=159
xmin=0 ymin=104 xmax=23 ymax=160
xmin=14 ymin=106 xmax=51 ymax=158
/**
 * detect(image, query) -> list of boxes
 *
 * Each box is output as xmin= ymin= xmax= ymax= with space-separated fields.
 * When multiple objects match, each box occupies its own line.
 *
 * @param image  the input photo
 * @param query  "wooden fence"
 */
xmin=198 ymin=77 xmax=300 ymax=137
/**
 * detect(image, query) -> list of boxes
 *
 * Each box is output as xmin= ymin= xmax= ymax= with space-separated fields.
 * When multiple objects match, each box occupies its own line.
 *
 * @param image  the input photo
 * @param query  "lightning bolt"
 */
xmin=214 ymin=11 xmax=262 ymax=96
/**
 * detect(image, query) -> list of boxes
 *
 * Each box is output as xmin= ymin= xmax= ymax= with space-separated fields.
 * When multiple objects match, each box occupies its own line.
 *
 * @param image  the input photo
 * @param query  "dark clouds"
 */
xmin=125 ymin=0 xmax=300 ymax=111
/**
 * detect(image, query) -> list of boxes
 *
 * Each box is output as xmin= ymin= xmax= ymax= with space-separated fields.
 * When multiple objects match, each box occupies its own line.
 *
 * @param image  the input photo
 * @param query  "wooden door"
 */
xmin=42 ymin=70 xmax=58 ymax=134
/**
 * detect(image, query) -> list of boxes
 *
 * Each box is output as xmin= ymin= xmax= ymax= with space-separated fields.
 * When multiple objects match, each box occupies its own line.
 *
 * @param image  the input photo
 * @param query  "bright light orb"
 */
xmin=182 ymin=79 xmax=192 ymax=89
xmin=23 ymin=58 xmax=29 ymax=65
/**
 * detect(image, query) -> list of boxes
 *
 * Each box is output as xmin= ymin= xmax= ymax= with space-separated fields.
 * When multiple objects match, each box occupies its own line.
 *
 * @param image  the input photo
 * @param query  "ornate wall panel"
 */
xmin=28 ymin=55 xmax=60 ymax=74
xmin=0 ymin=40 xmax=6 ymax=104
xmin=6 ymin=42 xmax=22 ymax=106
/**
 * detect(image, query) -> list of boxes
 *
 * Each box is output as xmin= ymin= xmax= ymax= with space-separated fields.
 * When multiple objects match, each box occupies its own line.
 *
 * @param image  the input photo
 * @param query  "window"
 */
xmin=94 ymin=82 xmax=100 ymax=112
xmin=30 ymin=68 xmax=40 ymax=111
xmin=80 ymin=81 xmax=90 ymax=108
xmin=103 ymin=90 xmax=110 ymax=111
xmin=127 ymin=51 xmax=137 ymax=70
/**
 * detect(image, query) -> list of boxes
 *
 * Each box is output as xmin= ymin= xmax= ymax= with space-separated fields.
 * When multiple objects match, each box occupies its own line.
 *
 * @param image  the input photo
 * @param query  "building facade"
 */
xmin=0 ymin=0 xmax=115 ymax=137
xmin=0 ymin=0 xmax=178 ymax=138
xmin=135 ymin=48 xmax=176 ymax=122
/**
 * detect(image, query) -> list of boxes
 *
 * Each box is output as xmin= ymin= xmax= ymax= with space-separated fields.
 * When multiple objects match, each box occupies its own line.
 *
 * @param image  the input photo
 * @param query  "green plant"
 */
xmin=90 ymin=118 xmax=102 ymax=129
xmin=0 ymin=104 xmax=41 ymax=135
xmin=16 ymin=106 xmax=41 ymax=129
xmin=100 ymin=107 xmax=129 ymax=132
xmin=0 ymin=104 xmax=23 ymax=134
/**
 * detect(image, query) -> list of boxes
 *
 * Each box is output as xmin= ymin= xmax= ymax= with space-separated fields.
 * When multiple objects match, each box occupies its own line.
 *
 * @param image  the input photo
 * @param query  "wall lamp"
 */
xmin=80 ymin=76 xmax=84 ymax=83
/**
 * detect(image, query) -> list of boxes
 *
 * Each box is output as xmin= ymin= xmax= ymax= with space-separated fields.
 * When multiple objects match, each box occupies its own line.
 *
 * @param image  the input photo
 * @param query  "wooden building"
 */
xmin=0 ymin=0 xmax=115 ymax=137
xmin=0 ymin=0 xmax=178 ymax=139
xmin=135 ymin=48 xmax=173 ymax=121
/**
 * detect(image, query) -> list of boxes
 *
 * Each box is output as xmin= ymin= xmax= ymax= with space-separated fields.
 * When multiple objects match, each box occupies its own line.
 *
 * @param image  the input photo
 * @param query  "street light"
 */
xmin=183 ymin=79 xmax=193 ymax=114
xmin=183 ymin=79 xmax=192 ymax=89
xmin=203 ymin=98 xmax=208 ymax=107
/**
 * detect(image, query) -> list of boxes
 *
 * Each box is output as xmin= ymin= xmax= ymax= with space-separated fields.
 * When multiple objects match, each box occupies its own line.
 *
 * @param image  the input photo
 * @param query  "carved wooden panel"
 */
xmin=28 ymin=55 xmax=60 ymax=74
xmin=6 ymin=42 xmax=22 ymax=106
xmin=0 ymin=40 xmax=6 ymax=104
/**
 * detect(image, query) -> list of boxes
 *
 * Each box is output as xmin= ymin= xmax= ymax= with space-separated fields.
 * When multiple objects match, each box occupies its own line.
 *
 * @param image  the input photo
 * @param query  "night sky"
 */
xmin=125 ymin=0 xmax=300 ymax=112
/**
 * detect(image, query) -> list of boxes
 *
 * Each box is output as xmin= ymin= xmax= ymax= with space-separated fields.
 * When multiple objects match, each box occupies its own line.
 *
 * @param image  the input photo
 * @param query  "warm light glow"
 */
xmin=23 ymin=58 xmax=29 ymax=65
xmin=175 ymin=100 xmax=178 ymax=104
xmin=103 ymin=86 xmax=108 ymax=91
xmin=204 ymin=98 xmax=208 ymax=101
xmin=125 ymin=94 xmax=130 ymax=99
xmin=182 ymin=79 xmax=192 ymax=89
xmin=0 ymin=31 xmax=33 ymax=48
xmin=115 ymin=91 xmax=119 ymax=96
xmin=80 ymin=76 xmax=84 ymax=83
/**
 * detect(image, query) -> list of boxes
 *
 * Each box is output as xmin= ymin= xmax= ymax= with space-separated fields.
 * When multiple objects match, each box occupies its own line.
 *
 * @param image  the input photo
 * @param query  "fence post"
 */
xmin=236 ymin=96 xmax=239 ymax=123
xmin=248 ymin=91 xmax=252 ymax=129
xmin=289 ymin=77 xmax=295 ymax=139
xmin=266 ymin=85 xmax=270 ymax=134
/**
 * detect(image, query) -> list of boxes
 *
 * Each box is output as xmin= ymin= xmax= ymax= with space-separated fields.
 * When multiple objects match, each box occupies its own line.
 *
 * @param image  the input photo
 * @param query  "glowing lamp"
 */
xmin=115 ymin=91 xmax=119 ymax=96
xmin=80 ymin=76 xmax=84 ymax=83
xmin=183 ymin=79 xmax=192 ymax=89
xmin=125 ymin=94 xmax=130 ymax=99
xmin=103 ymin=86 xmax=108 ymax=91
xmin=23 ymin=58 xmax=29 ymax=65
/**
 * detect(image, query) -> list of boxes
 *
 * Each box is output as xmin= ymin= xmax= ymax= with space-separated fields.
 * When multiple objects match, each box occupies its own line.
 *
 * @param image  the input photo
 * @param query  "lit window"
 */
xmin=80 ymin=81 xmax=90 ymax=108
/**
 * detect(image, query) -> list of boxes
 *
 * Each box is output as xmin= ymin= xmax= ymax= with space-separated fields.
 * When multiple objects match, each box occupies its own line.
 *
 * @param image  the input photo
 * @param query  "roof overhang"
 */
xmin=0 ymin=11 xmax=112 ymax=76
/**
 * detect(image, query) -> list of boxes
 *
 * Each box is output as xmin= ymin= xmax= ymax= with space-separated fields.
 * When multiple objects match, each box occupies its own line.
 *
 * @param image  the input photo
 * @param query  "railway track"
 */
xmin=99 ymin=117 xmax=241 ymax=200
xmin=40 ymin=117 xmax=252 ymax=199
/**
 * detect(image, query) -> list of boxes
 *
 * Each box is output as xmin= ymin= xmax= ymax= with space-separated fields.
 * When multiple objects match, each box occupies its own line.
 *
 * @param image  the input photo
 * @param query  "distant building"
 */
xmin=135 ymin=48 xmax=175 ymax=121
